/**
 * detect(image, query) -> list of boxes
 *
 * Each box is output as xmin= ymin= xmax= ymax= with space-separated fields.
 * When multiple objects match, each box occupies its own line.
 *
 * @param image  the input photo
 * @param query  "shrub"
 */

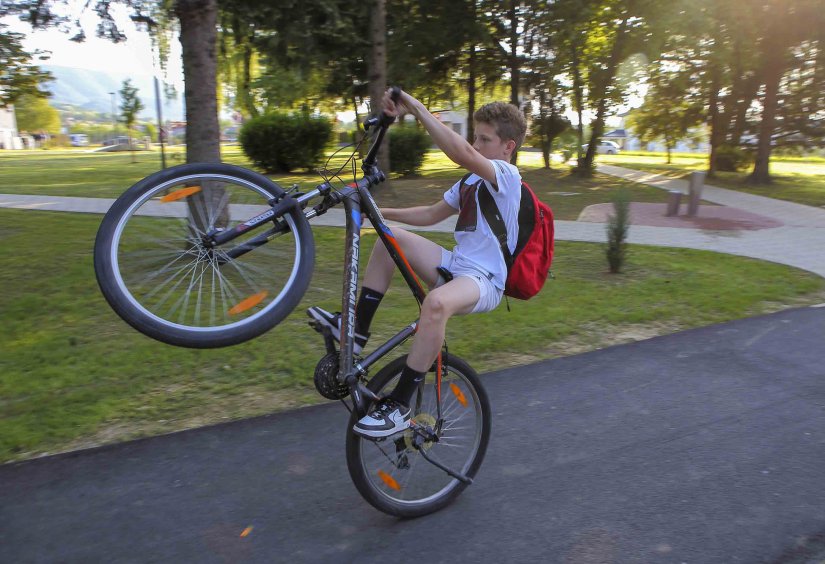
xmin=240 ymin=112 xmax=333 ymax=173
xmin=606 ymin=189 xmax=631 ymax=274
xmin=714 ymin=144 xmax=752 ymax=172
xmin=389 ymin=125 xmax=430 ymax=176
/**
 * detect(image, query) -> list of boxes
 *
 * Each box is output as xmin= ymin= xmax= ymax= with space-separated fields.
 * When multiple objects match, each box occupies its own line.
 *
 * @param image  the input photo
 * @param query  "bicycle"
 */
xmin=93 ymin=89 xmax=491 ymax=517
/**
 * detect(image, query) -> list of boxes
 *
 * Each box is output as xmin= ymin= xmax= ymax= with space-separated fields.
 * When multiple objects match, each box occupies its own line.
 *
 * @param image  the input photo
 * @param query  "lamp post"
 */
xmin=109 ymin=91 xmax=117 ymax=143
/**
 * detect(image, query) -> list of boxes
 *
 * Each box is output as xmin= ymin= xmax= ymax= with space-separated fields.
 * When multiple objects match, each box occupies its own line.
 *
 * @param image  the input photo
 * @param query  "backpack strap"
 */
xmin=477 ymin=183 xmax=514 ymax=272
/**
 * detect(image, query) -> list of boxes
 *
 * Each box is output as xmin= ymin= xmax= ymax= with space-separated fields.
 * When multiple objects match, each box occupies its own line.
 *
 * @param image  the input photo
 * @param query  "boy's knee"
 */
xmin=421 ymin=290 xmax=450 ymax=322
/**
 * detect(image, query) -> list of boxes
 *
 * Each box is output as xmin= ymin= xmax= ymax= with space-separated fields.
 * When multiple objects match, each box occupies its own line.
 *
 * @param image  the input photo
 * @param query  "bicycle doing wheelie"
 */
xmin=94 ymin=89 xmax=491 ymax=517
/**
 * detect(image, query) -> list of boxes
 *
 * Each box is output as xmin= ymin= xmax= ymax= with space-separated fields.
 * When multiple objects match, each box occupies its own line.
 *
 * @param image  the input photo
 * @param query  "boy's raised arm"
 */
xmin=383 ymin=90 xmax=497 ymax=186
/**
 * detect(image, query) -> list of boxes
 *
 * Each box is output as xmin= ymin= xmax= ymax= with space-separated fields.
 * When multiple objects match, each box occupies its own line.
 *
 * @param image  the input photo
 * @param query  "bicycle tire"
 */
xmin=94 ymin=162 xmax=315 ymax=348
xmin=346 ymin=354 xmax=491 ymax=518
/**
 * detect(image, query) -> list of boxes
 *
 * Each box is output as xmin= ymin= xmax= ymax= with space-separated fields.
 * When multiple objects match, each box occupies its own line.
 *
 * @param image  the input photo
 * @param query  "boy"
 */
xmin=308 ymin=89 xmax=527 ymax=439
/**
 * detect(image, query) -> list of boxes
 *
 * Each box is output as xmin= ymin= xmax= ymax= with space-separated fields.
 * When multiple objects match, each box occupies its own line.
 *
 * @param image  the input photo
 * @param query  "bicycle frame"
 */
xmin=324 ymin=121 xmax=444 ymax=419
xmin=203 ymin=115 xmax=445 ymax=419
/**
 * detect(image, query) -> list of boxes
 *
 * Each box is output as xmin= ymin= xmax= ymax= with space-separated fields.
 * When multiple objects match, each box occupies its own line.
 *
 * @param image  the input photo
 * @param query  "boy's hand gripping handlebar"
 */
xmin=363 ymin=86 xmax=402 ymax=131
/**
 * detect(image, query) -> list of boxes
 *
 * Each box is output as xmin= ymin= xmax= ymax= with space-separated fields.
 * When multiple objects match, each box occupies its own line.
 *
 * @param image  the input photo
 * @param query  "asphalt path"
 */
xmin=2 ymin=307 xmax=825 ymax=563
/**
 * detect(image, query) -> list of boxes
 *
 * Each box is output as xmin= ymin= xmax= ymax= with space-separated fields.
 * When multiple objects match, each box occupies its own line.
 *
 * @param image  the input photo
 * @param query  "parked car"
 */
xmin=582 ymin=140 xmax=621 ymax=155
xmin=69 ymin=133 xmax=89 ymax=147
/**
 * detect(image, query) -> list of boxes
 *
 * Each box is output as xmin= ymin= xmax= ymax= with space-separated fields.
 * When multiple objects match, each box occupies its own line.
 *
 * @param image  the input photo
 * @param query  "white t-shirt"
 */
xmin=443 ymin=159 xmax=522 ymax=290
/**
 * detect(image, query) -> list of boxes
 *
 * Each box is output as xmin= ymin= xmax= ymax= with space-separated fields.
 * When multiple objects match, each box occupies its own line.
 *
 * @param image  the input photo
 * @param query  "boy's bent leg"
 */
xmin=362 ymin=227 xmax=445 ymax=294
xmin=355 ymin=277 xmax=480 ymax=437
xmin=388 ymin=277 xmax=480 ymax=406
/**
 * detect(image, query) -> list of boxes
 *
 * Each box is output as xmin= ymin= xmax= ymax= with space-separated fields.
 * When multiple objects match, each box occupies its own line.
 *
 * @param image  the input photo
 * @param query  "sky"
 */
xmin=4 ymin=2 xmax=184 ymax=89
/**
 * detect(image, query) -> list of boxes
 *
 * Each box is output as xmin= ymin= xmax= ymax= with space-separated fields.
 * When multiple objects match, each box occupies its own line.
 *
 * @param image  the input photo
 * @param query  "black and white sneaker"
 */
xmin=353 ymin=399 xmax=412 ymax=439
xmin=307 ymin=306 xmax=370 ymax=355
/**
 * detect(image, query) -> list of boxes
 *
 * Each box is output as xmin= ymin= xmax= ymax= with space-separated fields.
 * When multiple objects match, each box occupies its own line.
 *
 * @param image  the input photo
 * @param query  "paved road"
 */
xmin=3 ymin=306 xmax=825 ymax=563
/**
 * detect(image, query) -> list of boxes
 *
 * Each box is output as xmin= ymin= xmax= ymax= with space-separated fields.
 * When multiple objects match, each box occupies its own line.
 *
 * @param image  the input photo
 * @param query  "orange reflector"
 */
xmin=240 ymin=526 xmax=253 ymax=538
xmin=377 ymin=470 xmax=401 ymax=491
xmin=450 ymin=383 xmax=468 ymax=407
xmin=160 ymin=186 xmax=202 ymax=202
xmin=228 ymin=291 xmax=268 ymax=315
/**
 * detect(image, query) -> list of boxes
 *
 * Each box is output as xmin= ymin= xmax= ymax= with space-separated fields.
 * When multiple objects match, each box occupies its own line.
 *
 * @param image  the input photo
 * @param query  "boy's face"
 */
xmin=473 ymin=121 xmax=516 ymax=161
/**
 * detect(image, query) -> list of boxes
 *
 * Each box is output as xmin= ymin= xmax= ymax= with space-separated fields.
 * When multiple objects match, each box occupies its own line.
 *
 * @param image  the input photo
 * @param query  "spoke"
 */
xmin=207 ymin=188 xmax=231 ymax=232
xmin=158 ymin=257 xmax=206 ymax=319
xmin=176 ymin=256 xmax=210 ymax=325
xmin=132 ymin=250 xmax=199 ymax=291
xmin=143 ymin=254 xmax=201 ymax=306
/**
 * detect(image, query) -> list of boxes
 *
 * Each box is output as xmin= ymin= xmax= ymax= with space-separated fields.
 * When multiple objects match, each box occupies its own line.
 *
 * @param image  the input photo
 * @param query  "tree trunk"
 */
xmin=241 ymin=39 xmax=257 ymax=119
xmin=467 ymin=43 xmax=476 ymax=144
xmin=572 ymin=47 xmax=584 ymax=168
xmin=508 ymin=0 xmax=519 ymax=165
xmin=581 ymin=18 xmax=629 ymax=174
xmin=368 ymin=0 xmax=390 ymax=175
xmin=707 ymin=61 xmax=722 ymax=177
xmin=176 ymin=0 xmax=220 ymax=164
xmin=748 ymin=49 xmax=783 ymax=184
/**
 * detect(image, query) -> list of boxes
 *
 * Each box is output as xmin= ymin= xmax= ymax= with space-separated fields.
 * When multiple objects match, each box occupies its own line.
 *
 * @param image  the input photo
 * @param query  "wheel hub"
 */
xmin=404 ymin=412 xmax=437 ymax=452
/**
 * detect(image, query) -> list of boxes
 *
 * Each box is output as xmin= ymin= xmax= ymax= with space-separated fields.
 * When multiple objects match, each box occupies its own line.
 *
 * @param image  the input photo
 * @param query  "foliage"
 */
xmin=239 ymin=112 xmax=333 ymax=173
xmin=14 ymin=94 xmax=60 ymax=133
xmin=118 ymin=79 xmax=144 ymax=132
xmin=626 ymin=64 xmax=704 ymax=164
xmin=119 ymin=79 xmax=145 ymax=161
xmin=713 ymin=144 xmax=753 ymax=172
xmin=388 ymin=125 xmax=430 ymax=175
xmin=0 ymin=23 xmax=53 ymax=107
xmin=606 ymin=189 xmax=630 ymax=274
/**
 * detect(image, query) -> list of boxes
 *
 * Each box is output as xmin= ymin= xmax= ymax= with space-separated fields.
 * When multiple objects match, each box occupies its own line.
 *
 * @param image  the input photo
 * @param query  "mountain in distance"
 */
xmin=43 ymin=65 xmax=185 ymax=121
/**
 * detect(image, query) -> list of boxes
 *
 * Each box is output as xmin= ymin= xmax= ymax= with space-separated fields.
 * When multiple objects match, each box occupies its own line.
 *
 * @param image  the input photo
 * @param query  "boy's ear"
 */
xmin=505 ymin=139 xmax=517 ymax=154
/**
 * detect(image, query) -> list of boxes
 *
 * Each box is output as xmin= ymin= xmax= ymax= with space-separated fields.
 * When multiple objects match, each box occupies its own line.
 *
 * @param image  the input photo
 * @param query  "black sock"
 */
xmin=389 ymin=365 xmax=426 ymax=408
xmin=354 ymin=287 xmax=384 ymax=335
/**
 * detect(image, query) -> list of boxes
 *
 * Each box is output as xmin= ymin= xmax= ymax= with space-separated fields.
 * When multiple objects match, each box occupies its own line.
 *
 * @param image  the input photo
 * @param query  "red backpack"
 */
xmin=462 ymin=173 xmax=554 ymax=299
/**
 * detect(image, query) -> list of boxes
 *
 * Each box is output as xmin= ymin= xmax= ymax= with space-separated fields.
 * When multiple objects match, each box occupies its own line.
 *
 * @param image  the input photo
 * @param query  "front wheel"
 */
xmin=94 ymin=163 xmax=315 ymax=348
xmin=346 ymin=354 xmax=491 ymax=518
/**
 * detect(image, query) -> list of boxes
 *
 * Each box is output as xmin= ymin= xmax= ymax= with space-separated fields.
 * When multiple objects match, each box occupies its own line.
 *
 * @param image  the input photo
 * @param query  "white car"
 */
xmin=583 ymin=140 xmax=621 ymax=155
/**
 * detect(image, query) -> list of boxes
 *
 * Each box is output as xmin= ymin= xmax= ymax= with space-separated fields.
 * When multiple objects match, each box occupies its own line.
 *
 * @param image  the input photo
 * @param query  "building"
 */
xmin=433 ymin=110 xmax=468 ymax=139
xmin=0 ymin=105 xmax=23 ymax=150
xmin=608 ymin=112 xmax=709 ymax=153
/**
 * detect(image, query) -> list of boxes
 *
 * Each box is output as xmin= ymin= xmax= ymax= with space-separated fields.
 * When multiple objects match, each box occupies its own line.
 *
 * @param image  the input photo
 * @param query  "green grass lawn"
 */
xmin=0 ymin=146 xmax=671 ymax=221
xmin=600 ymin=152 xmax=825 ymax=208
xmin=2 ymin=208 xmax=824 ymax=462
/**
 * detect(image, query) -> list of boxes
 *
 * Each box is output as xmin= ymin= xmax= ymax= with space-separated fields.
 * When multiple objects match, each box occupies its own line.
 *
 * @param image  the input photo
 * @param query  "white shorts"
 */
xmin=435 ymin=248 xmax=503 ymax=314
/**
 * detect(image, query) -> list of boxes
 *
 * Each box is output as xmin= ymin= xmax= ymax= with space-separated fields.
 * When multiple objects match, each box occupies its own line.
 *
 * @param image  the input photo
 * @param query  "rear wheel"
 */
xmin=346 ymin=354 xmax=491 ymax=518
xmin=94 ymin=163 xmax=314 ymax=348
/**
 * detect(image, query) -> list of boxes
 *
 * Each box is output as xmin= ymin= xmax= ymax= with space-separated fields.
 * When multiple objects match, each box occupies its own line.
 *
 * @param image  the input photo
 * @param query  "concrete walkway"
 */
xmin=2 ymin=164 xmax=825 ymax=277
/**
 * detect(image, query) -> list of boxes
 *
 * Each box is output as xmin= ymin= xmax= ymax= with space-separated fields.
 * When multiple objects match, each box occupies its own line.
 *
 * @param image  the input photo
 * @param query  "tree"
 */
xmin=578 ymin=0 xmax=670 ymax=175
xmin=174 ymin=0 xmax=220 ymax=163
xmin=3 ymin=0 xmax=221 ymax=164
xmin=746 ymin=0 xmax=825 ymax=184
xmin=627 ymin=67 xmax=704 ymax=164
xmin=368 ymin=0 xmax=390 ymax=174
xmin=119 ymin=79 xmax=145 ymax=162
xmin=0 ymin=23 xmax=52 ymax=107
xmin=14 ymin=94 xmax=60 ymax=134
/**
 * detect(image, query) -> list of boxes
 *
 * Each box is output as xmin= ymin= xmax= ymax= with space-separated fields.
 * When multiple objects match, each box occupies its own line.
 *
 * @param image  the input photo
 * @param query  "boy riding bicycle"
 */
xmin=309 ymin=88 xmax=527 ymax=439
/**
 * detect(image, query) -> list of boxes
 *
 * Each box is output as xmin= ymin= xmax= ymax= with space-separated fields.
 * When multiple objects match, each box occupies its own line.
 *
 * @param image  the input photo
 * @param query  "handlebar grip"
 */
xmin=363 ymin=87 xmax=403 ymax=131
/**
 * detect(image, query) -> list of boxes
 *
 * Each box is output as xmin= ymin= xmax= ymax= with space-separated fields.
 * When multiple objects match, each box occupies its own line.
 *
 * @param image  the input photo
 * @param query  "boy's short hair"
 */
xmin=474 ymin=102 xmax=528 ymax=150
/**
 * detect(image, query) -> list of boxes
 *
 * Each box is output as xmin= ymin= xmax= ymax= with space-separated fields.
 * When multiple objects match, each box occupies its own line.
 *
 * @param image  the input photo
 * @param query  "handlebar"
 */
xmin=360 ymin=86 xmax=402 ymax=170
xmin=363 ymin=86 xmax=402 ymax=131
